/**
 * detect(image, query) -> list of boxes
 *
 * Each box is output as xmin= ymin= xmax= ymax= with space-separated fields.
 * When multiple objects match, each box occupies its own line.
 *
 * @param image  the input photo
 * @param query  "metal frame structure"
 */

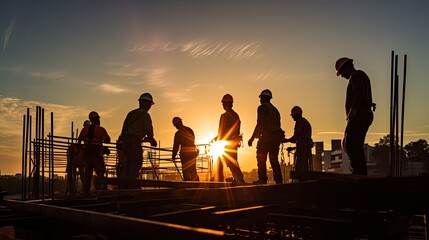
xmin=20 ymin=106 xmax=213 ymax=200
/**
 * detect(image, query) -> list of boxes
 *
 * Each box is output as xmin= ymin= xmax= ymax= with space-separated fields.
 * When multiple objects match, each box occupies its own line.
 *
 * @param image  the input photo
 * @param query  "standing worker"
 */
xmin=172 ymin=117 xmax=200 ymax=181
xmin=78 ymin=111 xmax=111 ymax=195
xmin=248 ymin=89 xmax=284 ymax=184
xmin=120 ymin=92 xmax=157 ymax=179
xmin=212 ymin=94 xmax=245 ymax=183
xmin=335 ymin=57 xmax=374 ymax=175
xmin=283 ymin=106 xmax=313 ymax=173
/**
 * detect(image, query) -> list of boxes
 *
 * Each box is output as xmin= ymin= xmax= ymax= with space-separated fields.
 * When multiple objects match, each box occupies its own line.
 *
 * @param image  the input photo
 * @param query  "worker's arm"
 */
xmin=248 ymin=105 xmax=267 ymax=146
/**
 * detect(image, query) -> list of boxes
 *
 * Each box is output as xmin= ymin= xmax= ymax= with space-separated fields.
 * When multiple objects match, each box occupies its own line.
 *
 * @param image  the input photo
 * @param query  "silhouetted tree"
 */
xmin=372 ymin=135 xmax=392 ymax=176
xmin=404 ymin=139 xmax=429 ymax=174
xmin=404 ymin=139 xmax=429 ymax=158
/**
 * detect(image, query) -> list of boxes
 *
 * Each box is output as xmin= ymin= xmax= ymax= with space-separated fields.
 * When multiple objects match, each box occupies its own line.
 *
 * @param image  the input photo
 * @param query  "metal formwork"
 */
xmin=4 ymin=174 xmax=429 ymax=239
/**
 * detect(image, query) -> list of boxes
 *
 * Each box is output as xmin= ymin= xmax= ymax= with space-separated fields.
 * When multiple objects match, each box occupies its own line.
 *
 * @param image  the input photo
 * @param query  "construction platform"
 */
xmin=2 ymin=172 xmax=429 ymax=239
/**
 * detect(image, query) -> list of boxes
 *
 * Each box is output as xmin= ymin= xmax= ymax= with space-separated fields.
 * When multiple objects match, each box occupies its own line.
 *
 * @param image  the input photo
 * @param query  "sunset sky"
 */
xmin=1 ymin=1 xmax=429 ymax=175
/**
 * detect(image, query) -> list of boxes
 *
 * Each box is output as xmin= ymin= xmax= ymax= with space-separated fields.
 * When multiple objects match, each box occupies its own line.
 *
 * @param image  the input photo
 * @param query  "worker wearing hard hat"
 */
xmin=211 ymin=94 xmax=245 ymax=184
xmin=120 ymin=92 xmax=157 ymax=180
xmin=335 ymin=57 xmax=374 ymax=175
xmin=172 ymin=117 xmax=199 ymax=181
xmin=248 ymin=89 xmax=284 ymax=184
xmin=78 ymin=111 xmax=111 ymax=195
xmin=283 ymin=106 xmax=314 ymax=174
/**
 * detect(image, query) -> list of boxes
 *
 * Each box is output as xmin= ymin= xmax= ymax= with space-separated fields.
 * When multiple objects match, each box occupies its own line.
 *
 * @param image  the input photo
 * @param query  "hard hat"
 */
xmin=291 ymin=106 xmax=303 ymax=115
xmin=172 ymin=117 xmax=182 ymax=126
xmin=335 ymin=57 xmax=353 ymax=76
xmin=221 ymin=94 xmax=233 ymax=102
xmin=138 ymin=92 xmax=154 ymax=105
xmin=88 ymin=111 xmax=100 ymax=119
xmin=259 ymin=89 xmax=272 ymax=98
xmin=83 ymin=120 xmax=91 ymax=127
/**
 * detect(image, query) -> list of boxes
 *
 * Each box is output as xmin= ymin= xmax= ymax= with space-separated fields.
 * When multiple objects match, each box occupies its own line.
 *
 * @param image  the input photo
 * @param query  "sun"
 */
xmin=209 ymin=140 xmax=229 ymax=160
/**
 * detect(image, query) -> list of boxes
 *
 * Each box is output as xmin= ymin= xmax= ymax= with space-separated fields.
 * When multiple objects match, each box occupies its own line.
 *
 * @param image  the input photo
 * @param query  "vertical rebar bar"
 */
xmin=389 ymin=51 xmax=395 ymax=176
xmin=399 ymin=55 xmax=407 ymax=176
xmin=27 ymin=115 xmax=32 ymax=200
xmin=51 ymin=112 xmax=54 ymax=198
xmin=42 ymin=108 xmax=45 ymax=201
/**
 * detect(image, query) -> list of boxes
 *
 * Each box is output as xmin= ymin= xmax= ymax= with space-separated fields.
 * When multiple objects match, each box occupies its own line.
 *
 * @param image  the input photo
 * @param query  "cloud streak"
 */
xmin=0 ymin=96 xmax=91 ymax=173
xmin=105 ymin=63 xmax=170 ymax=87
xmin=129 ymin=39 xmax=261 ymax=60
xmin=2 ymin=18 xmax=15 ymax=51
xmin=98 ymin=83 xmax=132 ymax=94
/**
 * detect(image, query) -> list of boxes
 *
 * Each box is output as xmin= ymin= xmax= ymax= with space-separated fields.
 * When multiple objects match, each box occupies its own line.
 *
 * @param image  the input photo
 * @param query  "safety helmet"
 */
xmin=291 ymin=106 xmax=303 ymax=115
xmin=83 ymin=120 xmax=91 ymax=127
xmin=335 ymin=57 xmax=353 ymax=76
xmin=259 ymin=89 xmax=272 ymax=98
xmin=172 ymin=117 xmax=182 ymax=126
xmin=88 ymin=111 xmax=100 ymax=119
xmin=221 ymin=94 xmax=233 ymax=103
xmin=138 ymin=92 xmax=154 ymax=105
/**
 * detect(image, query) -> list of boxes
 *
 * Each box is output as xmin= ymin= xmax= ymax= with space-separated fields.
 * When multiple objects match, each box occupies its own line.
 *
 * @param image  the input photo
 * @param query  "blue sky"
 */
xmin=1 ymin=1 xmax=429 ymax=174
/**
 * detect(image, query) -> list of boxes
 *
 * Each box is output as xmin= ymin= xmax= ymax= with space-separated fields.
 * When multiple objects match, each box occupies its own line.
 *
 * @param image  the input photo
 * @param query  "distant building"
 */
xmin=312 ymin=142 xmax=323 ymax=171
xmin=318 ymin=140 xmax=390 ymax=176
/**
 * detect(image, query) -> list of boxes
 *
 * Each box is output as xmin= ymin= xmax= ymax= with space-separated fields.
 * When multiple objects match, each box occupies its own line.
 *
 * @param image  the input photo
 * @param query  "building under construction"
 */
xmin=0 ymin=104 xmax=428 ymax=240
xmin=2 ymin=57 xmax=429 ymax=239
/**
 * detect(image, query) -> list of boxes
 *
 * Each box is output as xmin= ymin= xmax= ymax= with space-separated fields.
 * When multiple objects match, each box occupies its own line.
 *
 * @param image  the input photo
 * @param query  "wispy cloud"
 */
xmin=0 ymin=96 xmax=89 ymax=137
xmin=162 ymin=91 xmax=192 ymax=103
xmin=247 ymin=70 xmax=273 ymax=82
xmin=162 ymin=84 xmax=204 ymax=103
xmin=30 ymin=71 xmax=73 ymax=82
xmin=2 ymin=18 xmax=15 ymax=51
xmin=105 ymin=63 xmax=169 ymax=87
xmin=129 ymin=39 xmax=261 ymax=60
xmin=181 ymin=40 xmax=261 ymax=60
xmin=98 ymin=83 xmax=132 ymax=94
xmin=129 ymin=42 xmax=176 ymax=52
xmin=0 ymin=96 xmax=90 ymax=173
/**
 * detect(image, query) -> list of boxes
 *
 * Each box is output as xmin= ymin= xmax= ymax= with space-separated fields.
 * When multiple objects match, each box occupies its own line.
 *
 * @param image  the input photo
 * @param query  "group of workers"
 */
xmin=72 ymin=57 xmax=374 ymax=193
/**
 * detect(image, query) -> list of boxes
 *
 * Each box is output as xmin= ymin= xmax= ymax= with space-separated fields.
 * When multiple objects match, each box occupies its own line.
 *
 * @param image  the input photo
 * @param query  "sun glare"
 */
xmin=209 ymin=140 xmax=229 ymax=160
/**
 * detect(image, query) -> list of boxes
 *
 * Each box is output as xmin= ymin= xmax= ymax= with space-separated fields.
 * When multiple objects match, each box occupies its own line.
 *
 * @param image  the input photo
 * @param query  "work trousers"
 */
xmin=82 ymin=146 xmax=105 ymax=194
xmin=256 ymin=140 xmax=283 ymax=183
xmin=343 ymin=113 xmax=373 ymax=175
xmin=180 ymin=152 xmax=199 ymax=181
xmin=294 ymin=146 xmax=312 ymax=173
xmin=121 ymin=136 xmax=143 ymax=179
xmin=216 ymin=147 xmax=245 ymax=183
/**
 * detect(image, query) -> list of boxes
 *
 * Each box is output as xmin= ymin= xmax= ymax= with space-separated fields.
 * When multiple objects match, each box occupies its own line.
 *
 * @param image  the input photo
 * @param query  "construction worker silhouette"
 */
xmin=78 ymin=111 xmax=111 ymax=195
xmin=283 ymin=106 xmax=313 ymax=173
xmin=248 ymin=89 xmax=284 ymax=184
xmin=172 ymin=117 xmax=200 ymax=181
xmin=336 ymin=57 xmax=374 ymax=175
xmin=66 ymin=120 xmax=92 ymax=195
xmin=212 ymin=94 xmax=245 ymax=183
xmin=120 ymin=93 xmax=157 ymax=180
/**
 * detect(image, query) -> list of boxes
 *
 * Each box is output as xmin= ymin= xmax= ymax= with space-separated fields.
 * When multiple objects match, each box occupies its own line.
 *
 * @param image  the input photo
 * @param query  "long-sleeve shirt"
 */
xmin=288 ymin=117 xmax=312 ymax=148
xmin=217 ymin=109 xmax=241 ymax=141
xmin=121 ymin=108 xmax=154 ymax=139
xmin=251 ymin=102 xmax=282 ymax=142
xmin=172 ymin=125 xmax=196 ymax=158
xmin=346 ymin=70 xmax=373 ymax=117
